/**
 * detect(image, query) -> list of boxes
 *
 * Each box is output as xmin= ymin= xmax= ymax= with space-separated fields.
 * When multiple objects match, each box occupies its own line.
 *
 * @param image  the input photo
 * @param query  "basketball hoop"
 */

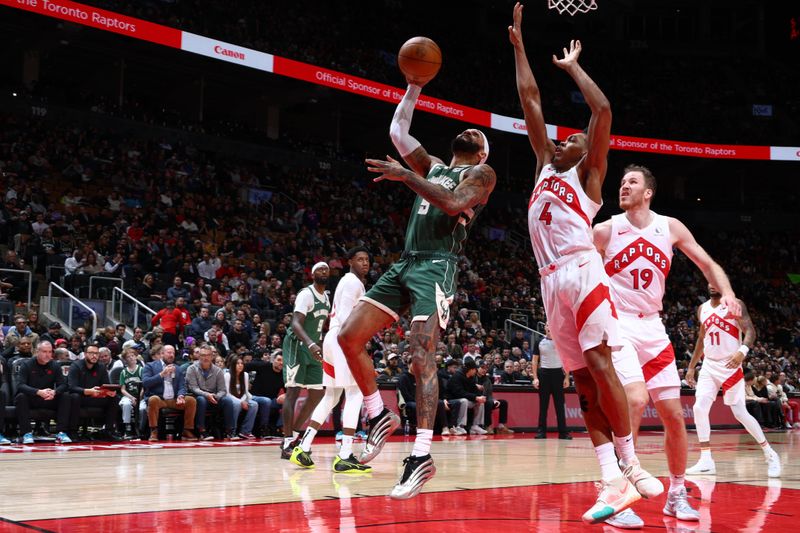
xmin=548 ymin=0 xmax=597 ymax=16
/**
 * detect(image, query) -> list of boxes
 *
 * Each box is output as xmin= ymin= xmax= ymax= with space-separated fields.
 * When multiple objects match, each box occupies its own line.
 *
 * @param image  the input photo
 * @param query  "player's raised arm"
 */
xmin=669 ymin=218 xmax=741 ymax=317
xmin=553 ymin=40 xmax=612 ymax=198
xmin=366 ymin=156 xmax=496 ymax=216
xmin=509 ymin=2 xmax=555 ymax=177
xmin=389 ymin=81 xmax=443 ymax=178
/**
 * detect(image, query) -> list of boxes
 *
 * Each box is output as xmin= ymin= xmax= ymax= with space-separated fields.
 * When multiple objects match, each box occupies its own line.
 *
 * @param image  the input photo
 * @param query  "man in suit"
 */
xmin=142 ymin=344 xmax=198 ymax=442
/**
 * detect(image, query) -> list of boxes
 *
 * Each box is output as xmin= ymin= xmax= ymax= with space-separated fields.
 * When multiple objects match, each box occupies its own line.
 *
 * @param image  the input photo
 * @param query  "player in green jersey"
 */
xmin=338 ymin=75 xmax=496 ymax=498
xmin=280 ymin=262 xmax=331 ymax=459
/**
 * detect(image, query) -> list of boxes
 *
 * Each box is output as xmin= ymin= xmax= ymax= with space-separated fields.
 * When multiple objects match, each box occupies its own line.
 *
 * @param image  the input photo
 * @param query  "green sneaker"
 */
xmin=332 ymin=454 xmax=372 ymax=473
xmin=289 ymin=446 xmax=315 ymax=469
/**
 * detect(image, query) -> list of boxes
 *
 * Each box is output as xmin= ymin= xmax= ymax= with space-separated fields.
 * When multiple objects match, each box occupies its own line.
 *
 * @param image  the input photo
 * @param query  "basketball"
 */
xmin=398 ymin=36 xmax=442 ymax=84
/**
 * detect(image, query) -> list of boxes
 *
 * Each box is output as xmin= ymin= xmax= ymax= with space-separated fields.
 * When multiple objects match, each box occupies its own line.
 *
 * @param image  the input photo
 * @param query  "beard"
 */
xmin=451 ymin=135 xmax=480 ymax=155
xmin=313 ymin=275 xmax=329 ymax=287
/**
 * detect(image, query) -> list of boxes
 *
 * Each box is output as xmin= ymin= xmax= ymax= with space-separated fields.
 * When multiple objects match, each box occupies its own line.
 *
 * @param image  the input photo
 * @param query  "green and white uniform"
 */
xmin=363 ymin=163 xmax=484 ymax=328
xmin=283 ymin=285 xmax=330 ymax=389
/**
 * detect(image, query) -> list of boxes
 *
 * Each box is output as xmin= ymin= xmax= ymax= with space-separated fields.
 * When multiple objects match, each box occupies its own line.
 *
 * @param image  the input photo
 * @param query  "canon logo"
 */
xmin=214 ymin=45 xmax=244 ymax=60
xmin=513 ymin=122 xmax=527 ymax=131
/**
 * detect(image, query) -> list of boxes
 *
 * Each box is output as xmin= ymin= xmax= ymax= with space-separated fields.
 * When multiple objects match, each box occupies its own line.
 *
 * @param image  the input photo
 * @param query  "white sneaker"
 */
xmin=441 ymin=427 xmax=451 ymax=436
xmin=766 ymin=449 xmax=781 ymax=478
xmin=686 ymin=458 xmax=716 ymax=475
xmin=604 ymin=507 xmax=644 ymax=529
xmin=582 ymin=476 xmax=641 ymax=524
xmin=621 ymin=458 xmax=664 ymax=499
xmin=469 ymin=425 xmax=488 ymax=435
xmin=663 ymin=488 xmax=700 ymax=521
xmin=453 ymin=426 xmax=468 ymax=435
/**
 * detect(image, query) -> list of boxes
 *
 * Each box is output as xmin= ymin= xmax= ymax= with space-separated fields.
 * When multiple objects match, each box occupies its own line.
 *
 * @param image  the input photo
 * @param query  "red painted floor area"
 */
xmin=7 ymin=480 xmax=796 ymax=532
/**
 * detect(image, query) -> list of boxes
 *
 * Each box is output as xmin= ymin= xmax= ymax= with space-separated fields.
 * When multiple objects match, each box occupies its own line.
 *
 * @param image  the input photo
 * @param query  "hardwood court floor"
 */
xmin=0 ymin=430 xmax=797 ymax=532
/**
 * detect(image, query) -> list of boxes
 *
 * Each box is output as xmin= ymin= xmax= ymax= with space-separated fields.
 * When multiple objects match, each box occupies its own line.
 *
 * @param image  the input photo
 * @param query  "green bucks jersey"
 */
xmin=287 ymin=285 xmax=330 ymax=345
xmin=405 ymin=163 xmax=484 ymax=255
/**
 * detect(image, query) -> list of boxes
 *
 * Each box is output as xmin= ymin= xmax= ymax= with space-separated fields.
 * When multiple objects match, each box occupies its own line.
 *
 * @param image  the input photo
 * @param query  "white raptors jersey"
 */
xmin=528 ymin=164 xmax=601 ymax=267
xmin=328 ymin=272 xmax=365 ymax=331
xmin=603 ymin=212 xmax=672 ymax=314
xmin=699 ymin=300 xmax=741 ymax=361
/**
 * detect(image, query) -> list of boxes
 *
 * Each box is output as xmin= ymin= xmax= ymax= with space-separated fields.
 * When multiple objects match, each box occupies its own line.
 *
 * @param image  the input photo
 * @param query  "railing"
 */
xmin=504 ymin=319 xmax=544 ymax=348
xmin=88 ymin=276 xmax=123 ymax=299
xmin=47 ymin=282 xmax=97 ymax=335
xmin=0 ymin=268 xmax=32 ymax=310
xmin=46 ymin=265 xmax=66 ymax=284
xmin=110 ymin=287 xmax=156 ymax=331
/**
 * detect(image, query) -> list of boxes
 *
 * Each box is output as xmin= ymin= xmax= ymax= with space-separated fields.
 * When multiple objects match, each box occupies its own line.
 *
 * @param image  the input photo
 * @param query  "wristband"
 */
xmin=308 ymin=343 xmax=318 ymax=350
xmin=739 ymin=345 xmax=750 ymax=356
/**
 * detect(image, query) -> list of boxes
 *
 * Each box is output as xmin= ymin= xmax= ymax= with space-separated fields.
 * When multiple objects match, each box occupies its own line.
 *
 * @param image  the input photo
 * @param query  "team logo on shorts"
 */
xmin=285 ymin=364 xmax=299 ymax=385
xmin=435 ymin=283 xmax=454 ymax=330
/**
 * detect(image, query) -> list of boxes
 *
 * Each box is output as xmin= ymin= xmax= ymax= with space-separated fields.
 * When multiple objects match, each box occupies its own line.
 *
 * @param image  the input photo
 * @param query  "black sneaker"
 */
xmin=281 ymin=438 xmax=300 ymax=460
xmin=332 ymin=454 xmax=373 ymax=473
xmin=389 ymin=454 xmax=436 ymax=499
xmin=359 ymin=408 xmax=401 ymax=464
xmin=289 ymin=446 xmax=315 ymax=469
xmin=558 ymin=433 xmax=573 ymax=440
xmin=199 ymin=431 xmax=214 ymax=442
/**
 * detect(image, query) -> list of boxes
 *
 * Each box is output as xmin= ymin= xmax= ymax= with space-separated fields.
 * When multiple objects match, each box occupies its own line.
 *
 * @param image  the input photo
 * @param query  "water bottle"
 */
xmin=403 ymin=419 xmax=410 ymax=436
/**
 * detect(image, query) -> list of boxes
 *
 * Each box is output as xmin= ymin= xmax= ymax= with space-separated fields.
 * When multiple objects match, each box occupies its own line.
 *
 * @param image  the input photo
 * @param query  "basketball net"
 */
xmin=548 ymin=0 xmax=597 ymax=16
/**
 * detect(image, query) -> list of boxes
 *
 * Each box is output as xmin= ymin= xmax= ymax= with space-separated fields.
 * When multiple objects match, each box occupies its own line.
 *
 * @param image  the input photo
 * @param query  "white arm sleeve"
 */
xmin=389 ymin=84 xmax=423 ymax=157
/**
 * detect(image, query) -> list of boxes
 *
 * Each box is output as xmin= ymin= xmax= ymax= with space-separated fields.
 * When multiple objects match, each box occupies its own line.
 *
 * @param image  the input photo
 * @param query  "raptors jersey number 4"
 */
xmin=699 ymin=301 xmax=741 ymax=361
xmin=603 ymin=213 xmax=672 ymax=315
xmin=528 ymin=164 xmax=601 ymax=268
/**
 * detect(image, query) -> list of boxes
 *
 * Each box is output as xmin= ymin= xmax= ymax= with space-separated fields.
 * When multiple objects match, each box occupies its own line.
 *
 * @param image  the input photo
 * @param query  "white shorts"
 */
xmin=539 ymin=251 xmax=622 ymax=373
xmin=612 ymin=312 xmax=680 ymax=397
xmin=322 ymin=327 xmax=356 ymax=388
xmin=695 ymin=358 xmax=744 ymax=406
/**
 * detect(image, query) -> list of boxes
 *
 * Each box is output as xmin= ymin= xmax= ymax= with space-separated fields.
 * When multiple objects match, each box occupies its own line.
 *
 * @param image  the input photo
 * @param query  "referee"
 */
xmin=532 ymin=324 xmax=571 ymax=440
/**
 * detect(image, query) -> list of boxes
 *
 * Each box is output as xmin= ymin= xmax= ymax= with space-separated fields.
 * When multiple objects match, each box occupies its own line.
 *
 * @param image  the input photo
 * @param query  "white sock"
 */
xmin=293 ymin=430 xmax=300 ymax=440
xmin=412 ymin=429 xmax=433 ymax=457
xmin=669 ymin=473 xmax=685 ymax=493
xmin=699 ymin=448 xmax=712 ymax=462
xmin=299 ymin=427 xmax=317 ymax=452
xmin=613 ymin=433 xmax=637 ymax=465
xmin=364 ymin=391 xmax=384 ymax=419
xmin=339 ymin=434 xmax=354 ymax=459
xmin=595 ymin=442 xmax=622 ymax=482
xmin=759 ymin=439 xmax=773 ymax=458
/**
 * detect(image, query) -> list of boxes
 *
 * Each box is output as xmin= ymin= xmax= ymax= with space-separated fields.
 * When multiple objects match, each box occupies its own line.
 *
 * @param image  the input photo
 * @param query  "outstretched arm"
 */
xmin=366 ymin=156 xmax=496 ymax=216
xmin=389 ymin=83 xmax=443 ymax=178
xmin=509 ymin=2 xmax=555 ymax=177
xmin=669 ymin=218 xmax=741 ymax=317
xmin=553 ymin=40 xmax=611 ymax=200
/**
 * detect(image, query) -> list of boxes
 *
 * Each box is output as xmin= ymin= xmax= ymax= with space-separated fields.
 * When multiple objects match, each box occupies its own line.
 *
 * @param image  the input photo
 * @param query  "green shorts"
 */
xmin=362 ymin=251 xmax=457 ymax=329
xmin=282 ymin=333 xmax=323 ymax=389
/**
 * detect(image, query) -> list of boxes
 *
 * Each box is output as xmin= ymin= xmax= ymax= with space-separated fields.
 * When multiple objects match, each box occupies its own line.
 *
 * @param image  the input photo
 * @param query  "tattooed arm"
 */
xmin=366 ymin=158 xmax=496 ymax=216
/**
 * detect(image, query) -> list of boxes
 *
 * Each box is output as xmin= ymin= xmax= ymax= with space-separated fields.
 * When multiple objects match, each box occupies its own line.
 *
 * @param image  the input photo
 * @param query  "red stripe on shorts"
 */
xmin=721 ymin=367 xmax=744 ymax=393
xmin=642 ymin=344 xmax=676 ymax=383
xmin=323 ymin=360 xmax=335 ymax=378
xmin=575 ymin=284 xmax=617 ymax=333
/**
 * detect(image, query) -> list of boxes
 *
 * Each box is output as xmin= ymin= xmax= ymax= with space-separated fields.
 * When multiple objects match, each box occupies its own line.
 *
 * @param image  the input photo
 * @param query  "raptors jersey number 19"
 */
xmin=699 ymin=301 xmax=741 ymax=361
xmin=603 ymin=213 xmax=672 ymax=315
